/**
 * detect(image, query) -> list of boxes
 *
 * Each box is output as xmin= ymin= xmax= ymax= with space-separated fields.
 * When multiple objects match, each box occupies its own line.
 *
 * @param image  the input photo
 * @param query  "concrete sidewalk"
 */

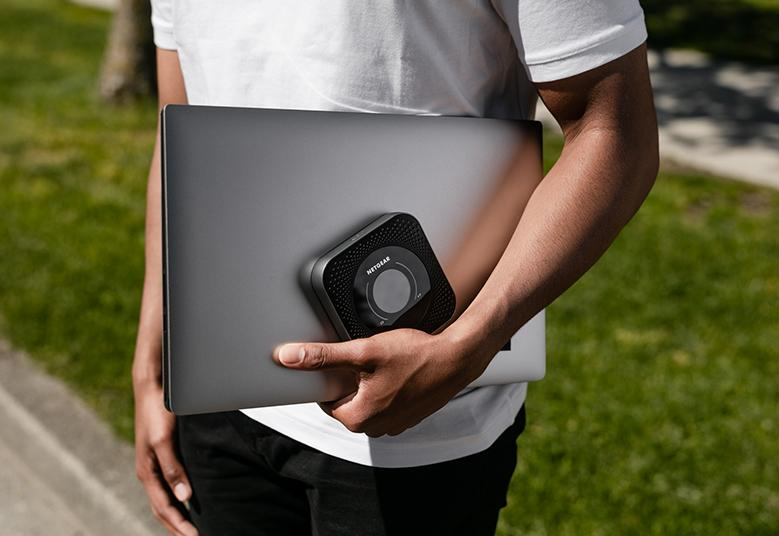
xmin=536 ymin=49 xmax=779 ymax=190
xmin=0 ymin=340 xmax=164 ymax=535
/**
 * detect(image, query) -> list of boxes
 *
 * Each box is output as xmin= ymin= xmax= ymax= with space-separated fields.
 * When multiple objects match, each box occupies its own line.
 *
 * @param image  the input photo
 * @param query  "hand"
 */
xmin=134 ymin=379 xmax=198 ymax=536
xmin=271 ymin=328 xmax=489 ymax=437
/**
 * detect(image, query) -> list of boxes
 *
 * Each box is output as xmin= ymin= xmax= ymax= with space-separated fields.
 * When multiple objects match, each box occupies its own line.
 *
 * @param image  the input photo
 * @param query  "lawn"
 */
xmin=643 ymin=0 xmax=779 ymax=63
xmin=1 ymin=1 xmax=777 ymax=535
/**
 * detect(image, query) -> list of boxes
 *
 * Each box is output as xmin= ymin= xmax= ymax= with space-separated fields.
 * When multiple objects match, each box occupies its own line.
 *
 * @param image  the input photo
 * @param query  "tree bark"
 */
xmin=99 ymin=0 xmax=156 ymax=104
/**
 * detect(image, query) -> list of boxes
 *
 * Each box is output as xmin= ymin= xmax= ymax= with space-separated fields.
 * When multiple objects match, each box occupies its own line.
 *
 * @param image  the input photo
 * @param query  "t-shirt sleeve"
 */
xmin=498 ymin=0 xmax=648 ymax=83
xmin=150 ymin=0 xmax=177 ymax=50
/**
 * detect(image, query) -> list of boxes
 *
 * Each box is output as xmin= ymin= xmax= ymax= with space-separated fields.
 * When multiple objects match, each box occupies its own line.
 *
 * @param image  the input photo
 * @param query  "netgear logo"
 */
xmin=366 ymin=256 xmax=390 ymax=275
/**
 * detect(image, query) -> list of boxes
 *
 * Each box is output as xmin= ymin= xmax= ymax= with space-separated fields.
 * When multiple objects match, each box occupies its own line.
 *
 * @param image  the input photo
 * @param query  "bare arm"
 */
xmin=449 ymin=42 xmax=659 ymax=361
xmin=272 ymin=43 xmax=659 ymax=437
xmin=131 ymin=48 xmax=195 ymax=536
xmin=132 ymin=48 xmax=187 ymax=386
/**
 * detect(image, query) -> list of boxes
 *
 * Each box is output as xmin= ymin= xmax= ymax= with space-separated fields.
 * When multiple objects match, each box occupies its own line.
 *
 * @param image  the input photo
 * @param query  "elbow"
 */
xmin=617 ymin=116 xmax=659 ymax=209
xmin=636 ymin=125 xmax=660 ymax=202
xmin=610 ymin=123 xmax=659 ymax=220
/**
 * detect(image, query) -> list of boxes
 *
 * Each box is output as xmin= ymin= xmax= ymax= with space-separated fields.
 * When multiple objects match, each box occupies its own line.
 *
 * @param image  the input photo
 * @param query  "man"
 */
xmin=132 ymin=2 xmax=658 ymax=535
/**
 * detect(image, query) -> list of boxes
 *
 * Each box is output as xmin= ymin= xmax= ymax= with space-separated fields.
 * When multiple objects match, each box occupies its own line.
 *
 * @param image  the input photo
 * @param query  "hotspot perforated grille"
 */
xmin=323 ymin=213 xmax=456 ymax=339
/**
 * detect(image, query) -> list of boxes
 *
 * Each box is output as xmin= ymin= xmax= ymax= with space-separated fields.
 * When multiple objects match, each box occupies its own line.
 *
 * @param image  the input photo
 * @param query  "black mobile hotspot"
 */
xmin=308 ymin=212 xmax=456 ymax=340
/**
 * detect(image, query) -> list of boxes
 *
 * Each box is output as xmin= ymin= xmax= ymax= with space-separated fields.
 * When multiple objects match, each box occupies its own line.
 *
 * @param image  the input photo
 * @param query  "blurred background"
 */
xmin=0 ymin=0 xmax=776 ymax=534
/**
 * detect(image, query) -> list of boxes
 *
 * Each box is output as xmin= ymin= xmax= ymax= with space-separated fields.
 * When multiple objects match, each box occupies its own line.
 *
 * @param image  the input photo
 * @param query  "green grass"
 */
xmin=0 ymin=0 xmax=155 ymax=438
xmin=498 ymin=134 xmax=779 ymax=535
xmin=643 ymin=0 xmax=779 ymax=63
xmin=1 ymin=1 xmax=777 ymax=534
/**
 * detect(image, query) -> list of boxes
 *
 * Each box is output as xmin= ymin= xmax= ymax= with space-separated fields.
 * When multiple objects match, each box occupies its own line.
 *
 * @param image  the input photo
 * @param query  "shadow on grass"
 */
xmin=649 ymin=49 xmax=779 ymax=152
xmin=643 ymin=0 xmax=779 ymax=64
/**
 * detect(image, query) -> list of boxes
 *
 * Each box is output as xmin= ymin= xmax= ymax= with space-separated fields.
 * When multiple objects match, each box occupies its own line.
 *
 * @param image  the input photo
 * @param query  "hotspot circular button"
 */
xmin=372 ymin=268 xmax=411 ymax=313
xmin=353 ymin=245 xmax=431 ymax=328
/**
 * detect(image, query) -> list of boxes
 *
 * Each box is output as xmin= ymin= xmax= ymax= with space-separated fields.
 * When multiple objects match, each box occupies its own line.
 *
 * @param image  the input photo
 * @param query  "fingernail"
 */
xmin=174 ymin=482 xmax=189 ymax=502
xmin=279 ymin=345 xmax=304 ymax=365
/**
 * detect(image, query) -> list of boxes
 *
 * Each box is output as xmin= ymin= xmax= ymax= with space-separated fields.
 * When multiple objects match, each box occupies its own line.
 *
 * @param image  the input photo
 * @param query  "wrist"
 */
xmin=132 ymin=310 xmax=163 ymax=389
xmin=131 ymin=339 xmax=162 ymax=389
xmin=440 ymin=294 xmax=514 ymax=372
xmin=439 ymin=315 xmax=496 ymax=380
xmin=132 ymin=361 xmax=161 ymax=390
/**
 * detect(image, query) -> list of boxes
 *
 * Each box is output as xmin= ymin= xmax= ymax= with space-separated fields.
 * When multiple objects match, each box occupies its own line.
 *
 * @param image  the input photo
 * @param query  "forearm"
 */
xmin=444 ymin=125 xmax=658 ymax=366
xmin=132 ymin=49 xmax=188 ymax=389
xmin=132 ymin=124 xmax=164 ymax=387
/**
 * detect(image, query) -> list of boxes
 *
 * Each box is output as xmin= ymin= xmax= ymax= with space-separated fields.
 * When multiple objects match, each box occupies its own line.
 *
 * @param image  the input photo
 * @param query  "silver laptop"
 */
xmin=162 ymin=104 xmax=546 ymax=415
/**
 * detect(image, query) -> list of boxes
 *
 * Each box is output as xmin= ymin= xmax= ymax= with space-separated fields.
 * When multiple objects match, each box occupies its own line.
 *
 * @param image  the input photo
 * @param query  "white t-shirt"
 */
xmin=151 ymin=0 xmax=647 ymax=468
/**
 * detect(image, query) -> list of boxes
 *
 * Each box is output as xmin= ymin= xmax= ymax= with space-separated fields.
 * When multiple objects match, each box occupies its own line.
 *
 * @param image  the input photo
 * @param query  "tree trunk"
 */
xmin=99 ymin=0 xmax=156 ymax=104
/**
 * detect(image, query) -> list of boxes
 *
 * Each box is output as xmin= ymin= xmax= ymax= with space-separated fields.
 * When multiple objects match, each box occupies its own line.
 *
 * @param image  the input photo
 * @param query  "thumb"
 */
xmin=272 ymin=339 xmax=372 ymax=371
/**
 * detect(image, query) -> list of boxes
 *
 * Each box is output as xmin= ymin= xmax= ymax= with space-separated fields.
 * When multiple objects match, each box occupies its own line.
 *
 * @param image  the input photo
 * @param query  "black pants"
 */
xmin=176 ymin=404 xmax=526 ymax=536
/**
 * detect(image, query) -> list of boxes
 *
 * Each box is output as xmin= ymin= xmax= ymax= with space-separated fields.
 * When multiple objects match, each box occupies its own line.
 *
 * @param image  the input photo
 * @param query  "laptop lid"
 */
xmin=162 ymin=104 xmax=545 ymax=415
